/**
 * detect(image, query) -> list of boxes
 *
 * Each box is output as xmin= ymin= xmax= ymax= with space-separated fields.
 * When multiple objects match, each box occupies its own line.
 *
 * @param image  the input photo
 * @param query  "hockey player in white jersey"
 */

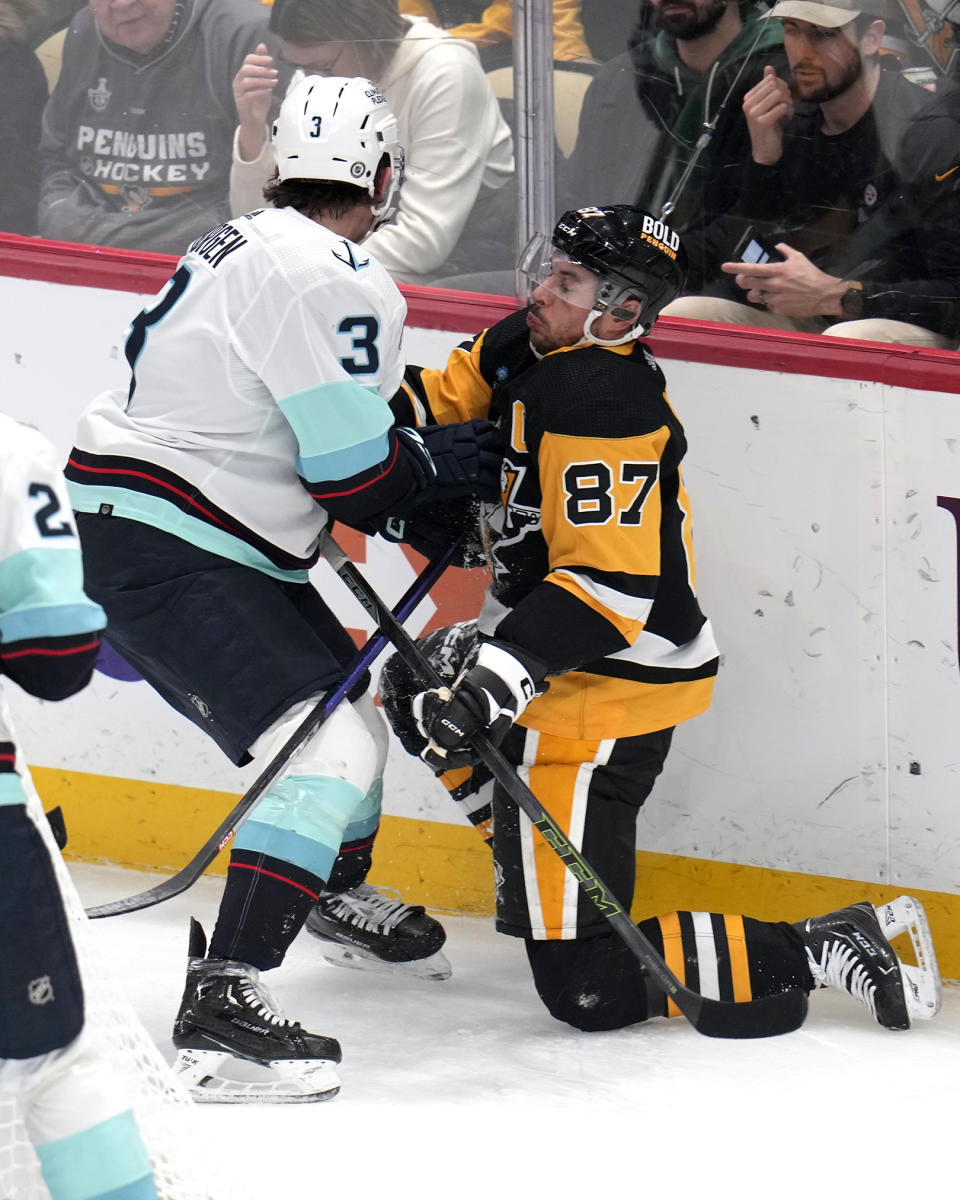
xmin=0 ymin=414 xmax=163 ymax=1197
xmin=66 ymin=76 xmax=503 ymax=1102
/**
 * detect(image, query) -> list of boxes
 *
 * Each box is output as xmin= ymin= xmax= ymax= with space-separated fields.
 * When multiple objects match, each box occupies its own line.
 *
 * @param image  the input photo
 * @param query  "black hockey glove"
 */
xmin=418 ymin=420 xmax=503 ymax=501
xmin=412 ymin=640 xmax=548 ymax=773
xmin=394 ymin=425 xmax=437 ymax=490
xmin=377 ymin=495 xmax=487 ymax=568
xmin=380 ymin=622 xmax=479 ymax=758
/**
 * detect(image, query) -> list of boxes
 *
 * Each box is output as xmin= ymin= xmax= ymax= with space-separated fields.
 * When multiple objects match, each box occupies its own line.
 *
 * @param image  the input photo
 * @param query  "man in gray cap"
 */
xmin=663 ymin=0 xmax=960 ymax=347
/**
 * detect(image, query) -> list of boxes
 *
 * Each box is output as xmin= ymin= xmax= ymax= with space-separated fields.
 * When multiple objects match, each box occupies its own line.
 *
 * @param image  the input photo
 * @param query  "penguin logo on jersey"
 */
xmin=28 ymin=976 xmax=54 ymax=1005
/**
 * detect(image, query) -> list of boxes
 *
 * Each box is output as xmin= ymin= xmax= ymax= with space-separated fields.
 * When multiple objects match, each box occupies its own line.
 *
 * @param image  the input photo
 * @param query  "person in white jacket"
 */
xmin=230 ymin=0 xmax=514 ymax=283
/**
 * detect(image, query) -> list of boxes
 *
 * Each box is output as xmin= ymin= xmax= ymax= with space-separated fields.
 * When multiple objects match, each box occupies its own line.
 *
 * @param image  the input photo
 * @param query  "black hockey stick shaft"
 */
xmin=321 ymin=531 xmax=808 ymax=1039
xmin=85 ymin=539 xmax=460 ymax=919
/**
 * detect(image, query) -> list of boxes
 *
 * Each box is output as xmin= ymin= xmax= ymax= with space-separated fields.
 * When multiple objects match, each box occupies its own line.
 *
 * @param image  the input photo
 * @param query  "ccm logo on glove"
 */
xmin=412 ymin=640 xmax=548 ymax=773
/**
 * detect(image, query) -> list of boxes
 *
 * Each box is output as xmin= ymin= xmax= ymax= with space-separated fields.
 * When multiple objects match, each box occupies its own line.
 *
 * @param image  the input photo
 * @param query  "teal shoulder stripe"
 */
xmin=0 ymin=775 xmax=28 ymax=807
xmin=0 ymin=548 xmax=106 ymax=640
xmin=278 ymin=381 xmax=392 ymax=459
xmin=36 ymin=1109 xmax=155 ymax=1200
xmin=297 ymin=430 xmax=391 ymax=483
xmin=67 ymin=485 xmax=309 ymax=584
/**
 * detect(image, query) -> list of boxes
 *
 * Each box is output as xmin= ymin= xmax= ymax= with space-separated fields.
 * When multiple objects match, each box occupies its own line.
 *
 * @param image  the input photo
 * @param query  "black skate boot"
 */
xmin=796 ymin=900 xmax=915 ymax=1030
xmin=172 ymin=918 xmax=341 ymax=1103
xmin=305 ymin=882 xmax=451 ymax=980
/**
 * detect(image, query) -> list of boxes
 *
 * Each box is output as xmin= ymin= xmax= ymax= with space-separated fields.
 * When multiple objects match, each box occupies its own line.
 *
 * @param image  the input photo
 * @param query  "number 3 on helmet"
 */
xmin=272 ymin=74 xmax=405 ymax=226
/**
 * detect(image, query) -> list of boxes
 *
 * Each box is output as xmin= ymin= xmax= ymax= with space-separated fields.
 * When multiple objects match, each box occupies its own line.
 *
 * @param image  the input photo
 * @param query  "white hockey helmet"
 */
xmin=272 ymin=74 xmax=404 ymax=224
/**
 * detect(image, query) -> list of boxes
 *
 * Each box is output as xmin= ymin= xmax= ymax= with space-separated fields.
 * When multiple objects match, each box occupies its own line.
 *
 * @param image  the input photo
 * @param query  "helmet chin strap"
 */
xmin=578 ymin=278 xmax=649 ymax=345
xmin=581 ymin=300 xmax=647 ymax=347
xmin=369 ymin=160 xmax=400 ymax=232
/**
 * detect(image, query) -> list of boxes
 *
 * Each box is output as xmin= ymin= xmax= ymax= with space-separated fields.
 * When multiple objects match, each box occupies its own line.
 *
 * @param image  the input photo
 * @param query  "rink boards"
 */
xmin=2 ymin=235 xmax=959 ymax=975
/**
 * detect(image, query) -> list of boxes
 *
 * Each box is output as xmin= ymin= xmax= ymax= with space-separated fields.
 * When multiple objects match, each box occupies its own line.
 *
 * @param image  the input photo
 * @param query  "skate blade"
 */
xmin=319 ymin=941 xmax=452 ymax=981
xmin=874 ymin=896 xmax=942 ymax=1019
xmin=173 ymin=1047 xmax=341 ymax=1104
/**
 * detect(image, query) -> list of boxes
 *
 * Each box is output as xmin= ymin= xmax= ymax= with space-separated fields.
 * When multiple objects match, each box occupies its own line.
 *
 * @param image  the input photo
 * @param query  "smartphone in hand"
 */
xmin=734 ymin=228 xmax=785 ymax=264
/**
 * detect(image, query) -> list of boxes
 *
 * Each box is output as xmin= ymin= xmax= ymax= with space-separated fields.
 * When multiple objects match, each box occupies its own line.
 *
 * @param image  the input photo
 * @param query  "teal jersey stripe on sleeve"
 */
xmin=35 ymin=1109 xmax=156 ymax=1200
xmin=0 ymin=602 xmax=105 ymax=645
xmin=277 ymin=380 xmax=392 ymax=465
xmin=0 ymin=548 xmax=106 ymax=641
xmin=297 ymin=430 xmax=391 ymax=484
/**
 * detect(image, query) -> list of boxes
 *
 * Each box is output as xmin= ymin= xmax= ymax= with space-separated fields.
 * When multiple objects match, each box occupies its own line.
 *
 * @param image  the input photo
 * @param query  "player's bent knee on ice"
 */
xmin=525 ymin=936 xmax=650 ymax=1033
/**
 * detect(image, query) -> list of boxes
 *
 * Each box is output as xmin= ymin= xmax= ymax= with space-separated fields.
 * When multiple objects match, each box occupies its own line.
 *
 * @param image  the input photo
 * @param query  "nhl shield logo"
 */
xmin=88 ymin=77 xmax=111 ymax=111
xmin=28 ymin=976 xmax=54 ymax=1005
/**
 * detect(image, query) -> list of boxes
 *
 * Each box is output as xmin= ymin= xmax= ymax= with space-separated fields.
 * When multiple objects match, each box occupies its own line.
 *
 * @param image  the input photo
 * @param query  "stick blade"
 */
xmin=85 ymin=874 xmax=193 ymax=919
xmin=690 ymin=987 xmax=809 ymax=1039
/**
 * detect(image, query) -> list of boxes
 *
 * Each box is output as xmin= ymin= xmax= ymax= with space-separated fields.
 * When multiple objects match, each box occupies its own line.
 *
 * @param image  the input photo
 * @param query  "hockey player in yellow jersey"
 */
xmin=380 ymin=206 xmax=942 ymax=1036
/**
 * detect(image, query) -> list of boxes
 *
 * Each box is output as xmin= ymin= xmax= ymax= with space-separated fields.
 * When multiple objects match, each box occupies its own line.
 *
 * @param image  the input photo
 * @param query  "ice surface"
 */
xmin=72 ymin=862 xmax=958 ymax=1200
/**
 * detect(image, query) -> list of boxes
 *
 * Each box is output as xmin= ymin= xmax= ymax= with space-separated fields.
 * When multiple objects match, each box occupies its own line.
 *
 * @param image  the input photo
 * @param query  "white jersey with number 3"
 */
xmin=67 ymin=206 xmax=408 ymax=580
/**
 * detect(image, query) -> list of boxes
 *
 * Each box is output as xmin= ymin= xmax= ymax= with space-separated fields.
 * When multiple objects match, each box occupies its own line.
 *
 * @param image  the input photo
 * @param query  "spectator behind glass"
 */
xmin=562 ymin=1 xmax=787 ymax=291
xmin=0 ymin=0 xmax=50 ymax=233
xmin=37 ymin=0 xmax=271 ymax=254
xmin=663 ymin=0 xmax=957 ymax=347
xmin=230 ymin=0 xmax=514 ymax=284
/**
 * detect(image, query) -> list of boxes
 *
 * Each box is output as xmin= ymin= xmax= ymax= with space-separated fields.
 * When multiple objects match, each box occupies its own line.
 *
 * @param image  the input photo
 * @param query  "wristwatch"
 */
xmin=840 ymin=281 xmax=865 ymax=318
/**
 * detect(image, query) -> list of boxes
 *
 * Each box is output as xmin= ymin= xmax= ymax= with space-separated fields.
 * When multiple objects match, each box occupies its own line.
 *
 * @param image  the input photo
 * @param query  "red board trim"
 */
xmin=2 ymin=233 xmax=958 ymax=393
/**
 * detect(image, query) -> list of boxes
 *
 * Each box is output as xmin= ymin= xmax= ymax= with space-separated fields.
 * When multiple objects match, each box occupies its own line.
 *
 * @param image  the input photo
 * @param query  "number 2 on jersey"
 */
xmin=28 ymin=482 xmax=72 ymax=537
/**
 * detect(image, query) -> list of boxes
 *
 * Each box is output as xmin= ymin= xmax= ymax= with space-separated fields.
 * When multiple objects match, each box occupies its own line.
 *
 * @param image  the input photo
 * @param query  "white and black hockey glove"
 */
xmin=412 ymin=640 xmax=548 ymax=774
xmin=418 ymin=420 xmax=504 ymax=501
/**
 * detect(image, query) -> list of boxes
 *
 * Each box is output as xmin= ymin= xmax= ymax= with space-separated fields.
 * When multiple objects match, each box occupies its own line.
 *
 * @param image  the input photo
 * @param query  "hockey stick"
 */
xmin=321 ymin=530 xmax=809 ymax=1039
xmin=85 ymin=539 xmax=461 ymax=919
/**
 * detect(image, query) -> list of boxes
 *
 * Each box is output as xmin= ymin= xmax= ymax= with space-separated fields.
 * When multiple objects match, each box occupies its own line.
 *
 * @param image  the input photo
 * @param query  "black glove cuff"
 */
xmin=479 ymin=637 xmax=550 ymax=691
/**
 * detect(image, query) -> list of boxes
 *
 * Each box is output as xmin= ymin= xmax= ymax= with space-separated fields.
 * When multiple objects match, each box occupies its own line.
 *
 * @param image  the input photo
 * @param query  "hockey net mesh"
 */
xmin=0 ymin=785 xmax=246 ymax=1200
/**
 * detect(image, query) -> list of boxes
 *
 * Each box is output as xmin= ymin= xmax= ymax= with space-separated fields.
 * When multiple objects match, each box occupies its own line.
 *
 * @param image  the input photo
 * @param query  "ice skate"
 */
xmin=172 ymin=918 xmax=341 ymax=1103
xmin=796 ymin=896 xmax=940 ymax=1030
xmin=873 ymin=895 xmax=941 ymax=1020
xmin=305 ymin=882 xmax=452 ymax=981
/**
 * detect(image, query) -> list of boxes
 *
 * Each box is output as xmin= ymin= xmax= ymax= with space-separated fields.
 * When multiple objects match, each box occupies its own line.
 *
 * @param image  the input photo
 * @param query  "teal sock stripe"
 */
xmin=0 ymin=774 xmax=28 ymax=807
xmin=234 ymin=774 xmax=367 ymax=878
xmin=340 ymin=777 xmax=383 ymax=843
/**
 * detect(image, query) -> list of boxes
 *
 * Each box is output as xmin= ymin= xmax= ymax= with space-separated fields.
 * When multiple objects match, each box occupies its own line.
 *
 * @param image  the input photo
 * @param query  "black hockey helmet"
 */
xmin=551 ymin=205 xmax=688 ymax=335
